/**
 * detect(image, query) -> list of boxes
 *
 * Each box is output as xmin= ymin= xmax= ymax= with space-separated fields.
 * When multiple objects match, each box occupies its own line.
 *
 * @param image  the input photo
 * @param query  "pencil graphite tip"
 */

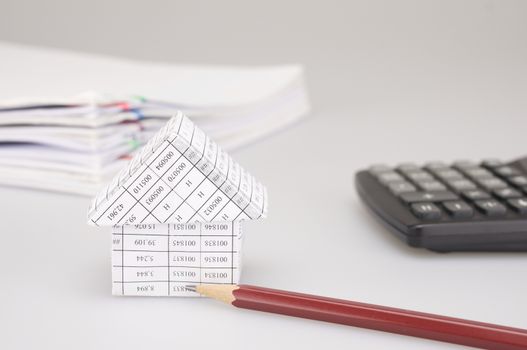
xmin=184 ymin=285 xmax=197 ymax=292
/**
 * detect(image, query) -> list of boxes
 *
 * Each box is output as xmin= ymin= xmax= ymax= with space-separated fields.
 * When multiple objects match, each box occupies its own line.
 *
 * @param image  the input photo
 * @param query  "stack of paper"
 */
xmin=0 ymin=42 xmax=310 ymax=195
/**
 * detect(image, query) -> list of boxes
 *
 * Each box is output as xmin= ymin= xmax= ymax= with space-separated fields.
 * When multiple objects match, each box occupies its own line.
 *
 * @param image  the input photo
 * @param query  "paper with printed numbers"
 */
xmin=88 ymin=112 xmax=267 ymax=296
xmin=112 ymin=222 xmax=243 ymax=296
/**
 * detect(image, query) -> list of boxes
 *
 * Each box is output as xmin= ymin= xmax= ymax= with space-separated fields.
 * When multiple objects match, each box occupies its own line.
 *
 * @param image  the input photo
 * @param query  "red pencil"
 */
xmin=192 ymin=284 xmax=527 ymax=350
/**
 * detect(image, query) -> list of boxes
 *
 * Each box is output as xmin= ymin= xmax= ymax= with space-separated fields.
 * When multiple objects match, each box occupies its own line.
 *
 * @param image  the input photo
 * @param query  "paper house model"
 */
xmin=87 ymin=112 xmax=267 ymax=296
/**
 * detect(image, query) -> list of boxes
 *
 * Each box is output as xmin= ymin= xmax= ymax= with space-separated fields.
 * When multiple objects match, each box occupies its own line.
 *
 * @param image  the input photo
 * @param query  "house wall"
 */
xmin=111 ymin=221 xmax=243 ymax=296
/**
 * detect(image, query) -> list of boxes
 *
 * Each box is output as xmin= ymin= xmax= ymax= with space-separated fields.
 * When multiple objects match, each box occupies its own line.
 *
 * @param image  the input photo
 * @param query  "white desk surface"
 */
xmin=1 ymin=1 xmax=527 ymax=349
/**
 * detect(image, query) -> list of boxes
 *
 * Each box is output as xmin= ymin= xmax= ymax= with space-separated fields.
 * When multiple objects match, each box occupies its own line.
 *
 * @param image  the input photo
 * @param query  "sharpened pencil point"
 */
xmin=195 ymin=284 xmax=238 ymax=304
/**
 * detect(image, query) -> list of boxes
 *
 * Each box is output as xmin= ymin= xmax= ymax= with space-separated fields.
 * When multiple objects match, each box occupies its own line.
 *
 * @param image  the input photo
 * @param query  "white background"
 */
xmin=1 ymin=1 xmax=527 ymax=349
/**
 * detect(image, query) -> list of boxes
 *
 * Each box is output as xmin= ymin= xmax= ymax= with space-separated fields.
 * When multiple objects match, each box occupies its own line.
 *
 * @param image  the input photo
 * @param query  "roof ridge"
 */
xmin=87 ymin=112 xmax=267 ymax=226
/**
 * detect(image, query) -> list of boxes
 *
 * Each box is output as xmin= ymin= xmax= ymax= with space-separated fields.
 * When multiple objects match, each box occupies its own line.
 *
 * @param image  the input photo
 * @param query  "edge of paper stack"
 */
xmin=0 ymin=42 xmax=310 ymax=196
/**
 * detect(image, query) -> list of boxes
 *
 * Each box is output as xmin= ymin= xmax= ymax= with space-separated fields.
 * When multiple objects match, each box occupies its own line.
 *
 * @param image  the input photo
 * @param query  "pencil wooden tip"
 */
xmin=195 ymin=284 xmax=239 ymax=304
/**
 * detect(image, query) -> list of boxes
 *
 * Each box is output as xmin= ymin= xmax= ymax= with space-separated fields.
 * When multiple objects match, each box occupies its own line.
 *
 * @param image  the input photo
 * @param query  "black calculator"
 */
xmin=355 ymin=156 xmax=527 ymax=252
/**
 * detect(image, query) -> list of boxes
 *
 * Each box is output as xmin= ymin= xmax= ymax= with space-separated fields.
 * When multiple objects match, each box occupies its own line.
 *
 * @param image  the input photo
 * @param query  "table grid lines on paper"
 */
xmin=111 ymin=222 xmax=242 ymax=296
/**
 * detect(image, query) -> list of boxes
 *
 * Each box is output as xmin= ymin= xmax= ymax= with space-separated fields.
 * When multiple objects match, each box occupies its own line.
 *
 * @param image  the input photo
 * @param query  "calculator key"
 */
xmin=494 ymin=166 xmax=520 ymax=177
xmin=433 ymin=169 xmax=464 ymax=180
xmin=396 ymin=163 xmax=421 ymax=173
xmin=474 ymin=199 xmax=507 ymax=217
xmin=410 ymin=203 xmax=442 ymax=220
xmin=424 ymin=162 xmax=449 ymax=171
xmin=481 ymin=159 xmax=504 ymax=168
xmin=388 ymin=182 xmax=416 ymax=194
xmin=454 ymin=160 xmax=478 ymax=170
xmin=509 ymin=176 xmax=527 ymax=187
xmin=461 ymin=189 xmax=491 ymax=201
xmin=493 ymin=188 xmax=522 ymax=200
xmin=369 ymin=164 xmax=392 ymax=174
xmin=464 ymin=168 xmax=493 ymax=179
xmin=447 ymin=179 xmax=477 ymax=191
xmin=477 ymin=177 xmax=508 ymax=190
xmin=442 ymin=201 xmax=474 ymax=219
xmin=507 ymin=198 xmax=527 ymax=214
xmin=406 ymin=171 xmax=434 ymax=182
xmin=417 ymin=181 xmax=446 ymax=191
xmin=377 ymin=172 xmax=404 ymax=184
xmin=399 ymin=191 xmax=458 ymax=203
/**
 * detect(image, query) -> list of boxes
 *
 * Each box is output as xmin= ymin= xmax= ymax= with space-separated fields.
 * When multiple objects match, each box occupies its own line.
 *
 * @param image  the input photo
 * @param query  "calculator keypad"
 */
xmin=476 ymin=178 xmax=508 ymax=191
xmin=494 ymin=166 xmax=520 ymax=177
xmin=508 ymin=198 xmax=527 ymax=214
xmin=399 ymin=191 xmax=457 ymax=204
xmin=493 ymin=188 xmax=522 ymax=199
xmin=388 ymin=182 xmax=416 ymax=194
xmin=377 ymin=172 xmax=404 ymax=184
xmin=474 ymin=199 xmax=507 ymax=217
xmin=411 ymin=203 xmax=441 ymax=220
xmin=510 ymin=176 xmax=527 ymax=187
xmin=464 ymin=168 xmax=493 ymax=179
xmin=442 ymin=200 xmax=474 ymax=219
xmin=461 ymin=190 xmax=491 ymax=201
xmin=370 ymin=159 xmax=527 ymax=221
xmin=447 ymin=179 xmax=477 ymax=191
xmin=434 ymin=169 xmax=463 ymax=180
xmin=418 ymin=180 xmax=446 ymax=191
xmin=406 ymin=172 xmax=434 ymax=182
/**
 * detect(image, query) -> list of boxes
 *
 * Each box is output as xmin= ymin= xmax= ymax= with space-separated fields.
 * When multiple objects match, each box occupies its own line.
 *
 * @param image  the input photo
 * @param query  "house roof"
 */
xmin=87 ymin=112 xmax=267 ymax=226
